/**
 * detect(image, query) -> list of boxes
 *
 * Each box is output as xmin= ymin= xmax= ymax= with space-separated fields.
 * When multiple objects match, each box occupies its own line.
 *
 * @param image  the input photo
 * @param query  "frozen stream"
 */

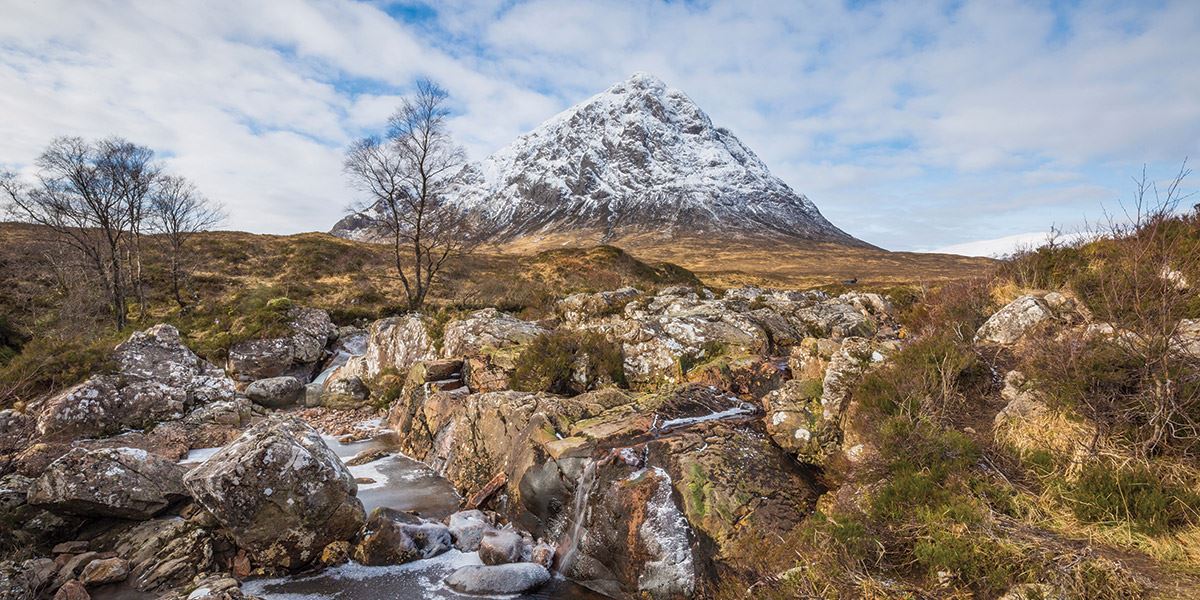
xmin=183 ymin=428 xmax=604 ymax=599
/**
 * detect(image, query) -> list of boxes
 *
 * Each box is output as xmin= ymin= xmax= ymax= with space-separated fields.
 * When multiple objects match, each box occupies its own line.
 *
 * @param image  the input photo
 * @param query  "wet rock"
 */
xmin=28 ymin=447 xmax=187 ymax=519
xmin=763 ymin=379 xmax=832 ymax=464
xmin=227 ymin=307 xmax=335 ymax=384
xmin=169 ymin=573 xmax=257 ymax=600
xmin=53 ymin=580 xmax=90 ymax=600
xmin=352 ymin=508 xmax=452 ymax=566
xmin=565 ymin=466 xmax=695 ymax=599
xmin=78 ymin=557 xmax=128 ymax=586
xmin=320 ymin=375 xmax=370 ymax=409
xmin=244 ymin=376 xmax=303 ymax=408
xmin=529 ymin=541 xmax=556 ymax=569
xmin=183 ymin=417 xmax=365 ymax=569
xmin=37 ymin=325 xmax=236 ymax=439
xmin=445 ymin=563 xmax=551 ymax=595
xmin=478 ymin=529 xmax=527 ymax=565
xmin=447 ymin=510 xmax=491 ymax=552
xmin=975 ymin=295 xmax=1054 ymax=345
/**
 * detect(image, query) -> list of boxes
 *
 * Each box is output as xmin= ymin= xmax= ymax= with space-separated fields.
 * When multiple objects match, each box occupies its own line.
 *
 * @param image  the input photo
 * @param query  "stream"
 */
xmin=182 ymin=427 xmax=606 ymax=600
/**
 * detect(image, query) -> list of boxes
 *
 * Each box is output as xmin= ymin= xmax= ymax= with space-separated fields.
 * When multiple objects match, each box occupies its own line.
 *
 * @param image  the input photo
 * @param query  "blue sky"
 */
xmin=1 ymin=0 xmax=1197 ymax=254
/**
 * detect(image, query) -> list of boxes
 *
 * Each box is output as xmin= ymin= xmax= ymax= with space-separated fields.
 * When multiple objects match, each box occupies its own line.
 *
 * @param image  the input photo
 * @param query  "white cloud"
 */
xmin=0 ymin=0 xmax=1197 ymax=247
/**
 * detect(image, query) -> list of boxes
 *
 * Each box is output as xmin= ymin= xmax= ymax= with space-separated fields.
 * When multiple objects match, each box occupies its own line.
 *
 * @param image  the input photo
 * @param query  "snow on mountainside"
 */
xmin=332 ymin=72 xmax=864 ymax=247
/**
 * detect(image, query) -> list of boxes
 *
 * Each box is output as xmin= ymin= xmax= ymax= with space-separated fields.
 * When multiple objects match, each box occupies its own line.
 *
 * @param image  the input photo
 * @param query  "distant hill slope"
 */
xmin=332 ymin=72 xmax=867 ymax=249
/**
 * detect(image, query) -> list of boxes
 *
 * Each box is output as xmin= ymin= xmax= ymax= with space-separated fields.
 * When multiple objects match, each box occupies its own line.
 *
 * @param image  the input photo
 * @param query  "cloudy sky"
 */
xmin=1 ymin=0 xmax=1197 ymax=254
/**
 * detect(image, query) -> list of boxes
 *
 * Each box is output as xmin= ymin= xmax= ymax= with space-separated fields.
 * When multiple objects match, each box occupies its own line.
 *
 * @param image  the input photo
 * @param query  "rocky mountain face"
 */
xmin=331 ymin=72 xmax=863 ymax=247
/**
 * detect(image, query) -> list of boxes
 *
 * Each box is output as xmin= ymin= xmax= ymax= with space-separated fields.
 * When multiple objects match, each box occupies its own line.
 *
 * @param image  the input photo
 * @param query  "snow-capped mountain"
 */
xmin=332 ymin=72 xmax=863 ymax=247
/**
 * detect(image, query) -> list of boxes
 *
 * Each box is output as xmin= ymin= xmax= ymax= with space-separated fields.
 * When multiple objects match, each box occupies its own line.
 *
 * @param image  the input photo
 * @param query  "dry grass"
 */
xmin=492 ymin=232 xmax=995 ymax=288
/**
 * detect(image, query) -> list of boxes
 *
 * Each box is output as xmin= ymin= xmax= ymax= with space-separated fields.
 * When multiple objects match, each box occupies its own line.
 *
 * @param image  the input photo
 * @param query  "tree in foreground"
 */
xmin=344 ymin=78 xmax=478 ymax=311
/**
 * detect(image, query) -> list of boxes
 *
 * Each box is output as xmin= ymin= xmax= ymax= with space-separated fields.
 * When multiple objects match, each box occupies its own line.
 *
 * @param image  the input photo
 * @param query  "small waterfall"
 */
xmin=557 ymin=458 xmax=599 ymax=573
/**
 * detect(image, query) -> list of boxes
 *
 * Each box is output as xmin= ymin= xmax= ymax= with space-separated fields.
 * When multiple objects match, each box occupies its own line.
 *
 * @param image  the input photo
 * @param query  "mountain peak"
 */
xmin=334 ymin=75 xmax=865 ymax=249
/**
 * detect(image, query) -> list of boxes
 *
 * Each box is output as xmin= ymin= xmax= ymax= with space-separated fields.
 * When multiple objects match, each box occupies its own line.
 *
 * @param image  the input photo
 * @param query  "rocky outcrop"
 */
xmin=975 ymin=295 xmax=1055 ymax=345
xmin=244 ymin=377 xmax=303 ymax=409
xmin=227 ymin=307 xmax=335 ymax=384
xmin=441 ymin=309 xmax=547 ymax=359
xmin=558 ymin=287 xmax=642 ymax=325
xmin=107 ymin=518 xmax=217 ymax=592
xmin=351 ymin=508 xmax=451 ymax=566
xmin=322 ymin=314 xmax=436 ymax=399
xmin=564 ymin=287 xmax=895 ymax=386
xmin=28 ymin=447 xmax=187 ymax=519
xmin=36 ymin=325 xmax=236 ymax=439
xmin=183 ymin=417 xmax=365 ymax=569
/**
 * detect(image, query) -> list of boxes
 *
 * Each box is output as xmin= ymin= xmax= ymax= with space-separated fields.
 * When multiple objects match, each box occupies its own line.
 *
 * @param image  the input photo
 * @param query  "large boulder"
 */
xmin=227 ymin=307 xmax=335 ymax=384
xmin=351 ymin=507 xmax=452 ymax=566
xmin=183 ymin=417 xmax=365 ymax=569
xmin=445 ymin=563 xmax=551 ymax=595
xmin=323 ymin=314 xmax=436 ymax=394
xmin=975 ymin=295 xmax=1055 ymax=345
xmin=36 ymin=325 xmax=236 ymax=439
xmin=441 ymin=309 xmax=546 ymax=358
xmin=244 ymin=377 xmax=303 ymax=409
xmin=28 ymin=447 xmax=187 ymax=519
xmin=319 ymin=375 xmax=371 ymax=409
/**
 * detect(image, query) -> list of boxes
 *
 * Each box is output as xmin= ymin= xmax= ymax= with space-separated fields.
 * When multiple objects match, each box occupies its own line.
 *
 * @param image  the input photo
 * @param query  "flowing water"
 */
xmin=554 ymin=458 xmax=598 ymax=575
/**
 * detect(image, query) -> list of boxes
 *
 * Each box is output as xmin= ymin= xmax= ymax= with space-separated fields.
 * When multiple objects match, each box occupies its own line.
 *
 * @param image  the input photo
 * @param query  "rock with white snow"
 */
xmin=28 ymin=447 xmax=187 ymax=519
xmin=182 ymin=417 xmax=365 ymax=569
xmin=37 ymin=325 xmax=236 ymax=439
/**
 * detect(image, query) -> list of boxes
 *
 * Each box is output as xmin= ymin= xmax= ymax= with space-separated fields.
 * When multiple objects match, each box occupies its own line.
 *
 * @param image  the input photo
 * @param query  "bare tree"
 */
xmin=344 ymin=78 xmax=476 ymax=311
xmin=149 ymin=175 xmax=225 ymax=310
xmin=98 ymin=138 xmax=158 ymax=318
xmin=1 ymin=137 xmax=163 ymax=331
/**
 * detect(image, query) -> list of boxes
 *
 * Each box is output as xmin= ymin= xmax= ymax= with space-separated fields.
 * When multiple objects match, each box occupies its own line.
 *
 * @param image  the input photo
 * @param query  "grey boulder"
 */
xmin=244 ymin=376 xmax=304 ymax=408
xmin=183 ymin=417 xmax=365 ymax=569
xmin=28 ymin=447 xmax=187 ymax=519
xmin=445 ymin=563 xmax=551 ymax=595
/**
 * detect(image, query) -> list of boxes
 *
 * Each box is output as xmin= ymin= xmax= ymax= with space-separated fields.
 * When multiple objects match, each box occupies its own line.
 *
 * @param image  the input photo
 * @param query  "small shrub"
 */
xmin=510 ymin=330 xmax=626 ymax=394
xmin=1065 ymin=461 xmax=1200 ymax=535
xmin=678 ymin=341 xmax=727 ymax=376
